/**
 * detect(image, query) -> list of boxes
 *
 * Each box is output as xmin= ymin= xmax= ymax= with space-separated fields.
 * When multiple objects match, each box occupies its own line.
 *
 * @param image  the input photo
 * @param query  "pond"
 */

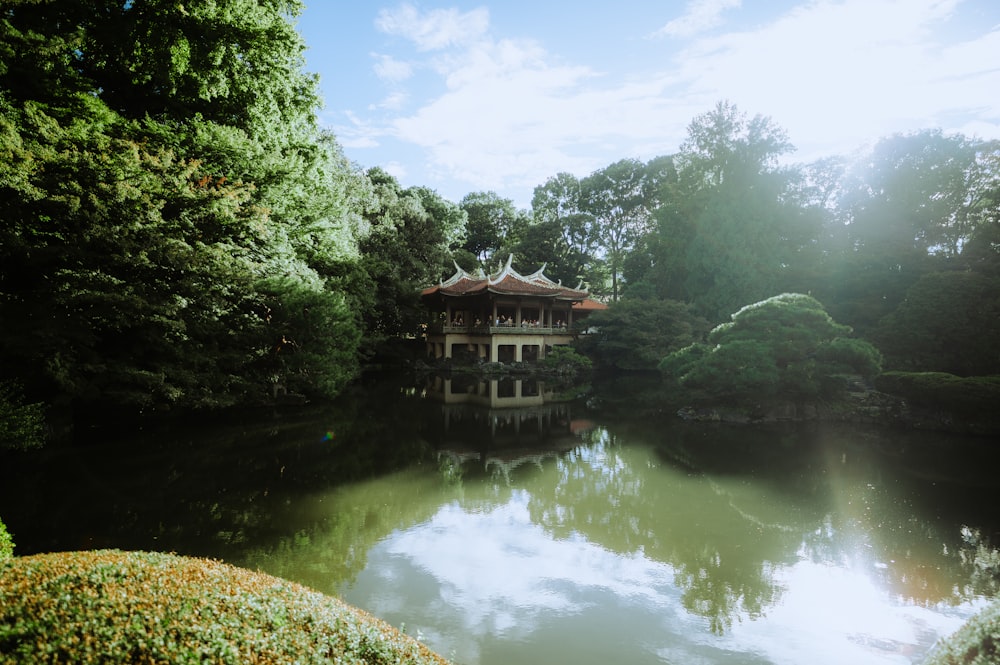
xmin=1 ymin=373 xmax=998 ymax=664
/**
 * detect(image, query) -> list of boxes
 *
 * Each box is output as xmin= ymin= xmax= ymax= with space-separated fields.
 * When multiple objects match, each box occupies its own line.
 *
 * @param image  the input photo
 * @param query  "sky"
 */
xmin=296 ymin=0 xmax=1000 ymax=208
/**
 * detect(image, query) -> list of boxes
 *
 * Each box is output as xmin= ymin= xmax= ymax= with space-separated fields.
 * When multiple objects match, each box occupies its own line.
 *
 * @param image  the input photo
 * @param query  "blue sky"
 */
xmin=297 ymin=0 xmax=1000 ymax=208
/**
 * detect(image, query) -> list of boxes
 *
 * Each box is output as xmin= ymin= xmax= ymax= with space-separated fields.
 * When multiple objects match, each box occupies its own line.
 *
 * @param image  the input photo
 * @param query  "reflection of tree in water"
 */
xmin=236 ymin=466 xmax=457 ymax=596
xmin=525 ymin=422 xmax=1000 ymax=634
xmin=524 ymin=427 xmax=811 ymax=633
xmin=0 ymin=373 xmax=440 ymax=565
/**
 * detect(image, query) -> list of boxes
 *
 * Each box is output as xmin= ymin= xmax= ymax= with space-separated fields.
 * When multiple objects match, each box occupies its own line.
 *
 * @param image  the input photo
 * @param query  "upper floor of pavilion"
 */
xmin=420 ymin=255 xmax=606 ymax=335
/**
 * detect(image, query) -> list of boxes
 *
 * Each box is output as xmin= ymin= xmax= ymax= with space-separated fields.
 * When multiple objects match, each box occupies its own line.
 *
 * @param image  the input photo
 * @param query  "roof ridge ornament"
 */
xmin=525 ymin=262 xmax=549 ymax=281
xmin=489 ymin=254 xmax=516 ymax=285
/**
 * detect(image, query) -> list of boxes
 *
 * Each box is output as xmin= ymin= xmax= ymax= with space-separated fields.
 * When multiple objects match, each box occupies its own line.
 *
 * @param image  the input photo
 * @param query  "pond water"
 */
xmin=1 ymin=374 xmax=998 ymax=664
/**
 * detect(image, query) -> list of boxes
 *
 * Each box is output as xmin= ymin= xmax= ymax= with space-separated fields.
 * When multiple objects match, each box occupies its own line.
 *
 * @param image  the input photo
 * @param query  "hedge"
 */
xmin=874 ymin=372 xmax=1000 ymax=416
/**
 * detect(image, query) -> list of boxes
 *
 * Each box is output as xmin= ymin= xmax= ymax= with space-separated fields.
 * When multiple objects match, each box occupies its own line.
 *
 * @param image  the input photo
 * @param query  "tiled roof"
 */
xmin=423 ymin=256 xmax=591 ymax=301
xmin=572 ymin=298 xmax=608 ymax=311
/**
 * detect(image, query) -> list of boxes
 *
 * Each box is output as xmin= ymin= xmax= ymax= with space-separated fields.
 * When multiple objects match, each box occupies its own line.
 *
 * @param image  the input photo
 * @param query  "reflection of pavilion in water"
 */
xmin=424 ymin=374 xmax=557 ymax=408
xmin=429 ymin=377 xmax=595 ymax=479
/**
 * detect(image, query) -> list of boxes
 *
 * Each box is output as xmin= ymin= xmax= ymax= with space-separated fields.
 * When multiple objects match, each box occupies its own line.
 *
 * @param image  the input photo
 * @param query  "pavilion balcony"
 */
xmin=429 ymin=323 xmax=573 ymax=335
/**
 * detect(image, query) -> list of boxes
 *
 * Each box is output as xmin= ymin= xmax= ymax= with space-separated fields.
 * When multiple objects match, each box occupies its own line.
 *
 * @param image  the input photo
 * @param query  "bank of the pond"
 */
xmin=673 ymin=388 xmax=1000 ymax=436
xmin=0 ymin=550 xmax=451 ymax=665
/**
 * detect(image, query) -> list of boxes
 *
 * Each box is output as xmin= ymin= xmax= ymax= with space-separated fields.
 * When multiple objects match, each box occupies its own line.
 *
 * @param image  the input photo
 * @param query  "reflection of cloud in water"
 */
xmin=345 ymin=490 xmax=700 ymax=664
xmin=389 ymin=490 xmax=676 ymax=621
xmin=714 ymin=558 xmax=982 ymax=665
xmin=342 ymin=488 xmax=987 ymax=665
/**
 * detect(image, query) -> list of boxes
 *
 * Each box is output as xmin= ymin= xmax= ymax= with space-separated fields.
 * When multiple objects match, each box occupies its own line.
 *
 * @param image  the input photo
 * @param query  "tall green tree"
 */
xmin=357 ymin=169 xmax=466 ymax=352
xmin=0 ymin=0 xmax=365 ymax=416
xmin=642 ymin=102 xmax=819 ymax=321
xmin=817 ymin=130 xmax=998 ymax=334
xmin=580 ymin=157 xmax=671 ymax=301
xmin=527 ymin=172 xmax=602 ymax=288
xmin=872 ymin=271 xmax=1000 ymax=376
xmin=459 ymin=191 xmax=525 ymax=269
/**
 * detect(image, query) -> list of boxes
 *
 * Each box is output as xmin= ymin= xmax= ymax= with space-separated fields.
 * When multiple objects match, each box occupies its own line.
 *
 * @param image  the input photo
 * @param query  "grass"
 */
xmin=0 ymin=549 xmax=452 ymax=665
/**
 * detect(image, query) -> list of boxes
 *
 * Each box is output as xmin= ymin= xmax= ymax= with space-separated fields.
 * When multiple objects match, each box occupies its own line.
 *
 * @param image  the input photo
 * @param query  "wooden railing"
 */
xmin=430 ymin=323 xmax=573 ymax=335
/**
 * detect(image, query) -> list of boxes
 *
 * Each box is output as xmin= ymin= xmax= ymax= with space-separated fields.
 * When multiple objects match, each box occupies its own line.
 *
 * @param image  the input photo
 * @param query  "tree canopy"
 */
xmin=0 ymin=0 xmax=366 ymax=414
xmin=660 ymin=294 xmax=882 ymax=404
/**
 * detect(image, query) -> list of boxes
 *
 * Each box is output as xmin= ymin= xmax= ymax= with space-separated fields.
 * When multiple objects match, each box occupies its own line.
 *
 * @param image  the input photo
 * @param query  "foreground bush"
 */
xmin=0 ymin=550 xmax=450 ymax=665
xmin=924 ymin=600 xmax=1000 ymax=665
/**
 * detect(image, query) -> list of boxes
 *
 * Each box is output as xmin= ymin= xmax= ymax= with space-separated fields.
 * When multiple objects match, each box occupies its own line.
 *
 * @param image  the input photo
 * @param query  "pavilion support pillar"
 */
xmin=515 ymin=343 xmax=523 ymax=362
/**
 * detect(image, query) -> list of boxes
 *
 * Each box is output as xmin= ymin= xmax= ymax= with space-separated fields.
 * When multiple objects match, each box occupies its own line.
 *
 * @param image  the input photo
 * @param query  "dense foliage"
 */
xmin=575 ymin=298 xmax=708 ymax=371
xmin=874 ymin=372 xmax=1000 ymax=418
xmin=0 ymin=0 xmax=370 ymax=416
xmin=0 ymin=382 xmax=44 ymax=450
xmin=0 ymin=550 xmax=450 ymax=664
xmin=660 ymin=294 xmax=881 ymax=404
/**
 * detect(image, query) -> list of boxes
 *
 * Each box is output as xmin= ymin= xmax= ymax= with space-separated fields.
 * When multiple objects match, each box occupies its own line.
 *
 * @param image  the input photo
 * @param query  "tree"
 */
xmin=356 ymin=170 xmax=467 ymax=353
xmin=527 ymin=172 xmax=603 ymax=289
xmin=0 ymin=0 xmax=366 ymax=415
xmin=677 ymin=100 xmax=793 ymax=188
xmin=574 ymin=299 xmax=709 ymax=371
xmin=872 ymin=271 xmax=1000 ymax=376
xmin=459 ymin=191 xmax=525 ymax=268
xmin=816 ymin=131 xmax=999 ymax=334
xmin=661 ymin=294 xmax=882 ymax=404
xmin=633 ymin=102 xmax=819 ymax=321
xmin=580 ymin=157 xmax=670 ymax=301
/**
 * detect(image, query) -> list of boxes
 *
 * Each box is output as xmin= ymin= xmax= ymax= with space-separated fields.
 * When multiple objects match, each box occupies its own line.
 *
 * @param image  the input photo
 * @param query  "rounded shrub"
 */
xmin=0 ymin=550 xmax=450 ymax=665
xmin=924 ymin=600 xmax=1000 ymax=665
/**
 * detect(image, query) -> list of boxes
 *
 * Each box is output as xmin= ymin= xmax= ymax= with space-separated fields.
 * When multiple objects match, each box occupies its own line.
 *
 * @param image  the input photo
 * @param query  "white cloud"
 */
xmin=371 ymin=52 xmax=413 ymax=82
xmin=385 ymin=29 xmax=691 ymax=198
xmin=376 ymin=3 xmax=489 ymax=51
xmin=382 ymin=160 xmax=408 ymax=180
xmin=655 ymin=0 xmax=742 ymax=38
xmin=665 ymin=0 xmax=998 ymax=159
xmin=333 ymin=110 xmax=385 ymax=150
xmin=369 ymin=91 xmax=408 ymax=112
xmin=351 ymin=0 xmax=1000 ymax=205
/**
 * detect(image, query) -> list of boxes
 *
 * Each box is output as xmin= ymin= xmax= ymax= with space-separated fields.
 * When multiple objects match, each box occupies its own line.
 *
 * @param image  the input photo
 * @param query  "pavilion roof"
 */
xmin=421 ymin=255 xmax=592 ymax=302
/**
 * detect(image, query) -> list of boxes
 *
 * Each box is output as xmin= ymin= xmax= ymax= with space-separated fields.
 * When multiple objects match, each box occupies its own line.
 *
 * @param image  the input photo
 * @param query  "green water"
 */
xmin=1 ymin=375 xmax=997 ymax=664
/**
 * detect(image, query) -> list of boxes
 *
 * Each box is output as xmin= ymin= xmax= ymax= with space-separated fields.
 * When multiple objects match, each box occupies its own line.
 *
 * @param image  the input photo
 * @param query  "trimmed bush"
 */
xmin=875 ymin=372 xmax=1000 ymax=416
xmin=924 ymin=600 xmax=1000 ymax=665
xmin=660 ymin=293 xmax=881 ymax=405
xmin=0 ymin=550 xmax=450 ymax=665
xmin=541 ymin=345 xmax=592 ymax=373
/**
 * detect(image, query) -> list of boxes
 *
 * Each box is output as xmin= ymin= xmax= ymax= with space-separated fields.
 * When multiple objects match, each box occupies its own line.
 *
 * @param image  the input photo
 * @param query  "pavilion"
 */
xmin=420 ymin=255 xmax=607 ymax=363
